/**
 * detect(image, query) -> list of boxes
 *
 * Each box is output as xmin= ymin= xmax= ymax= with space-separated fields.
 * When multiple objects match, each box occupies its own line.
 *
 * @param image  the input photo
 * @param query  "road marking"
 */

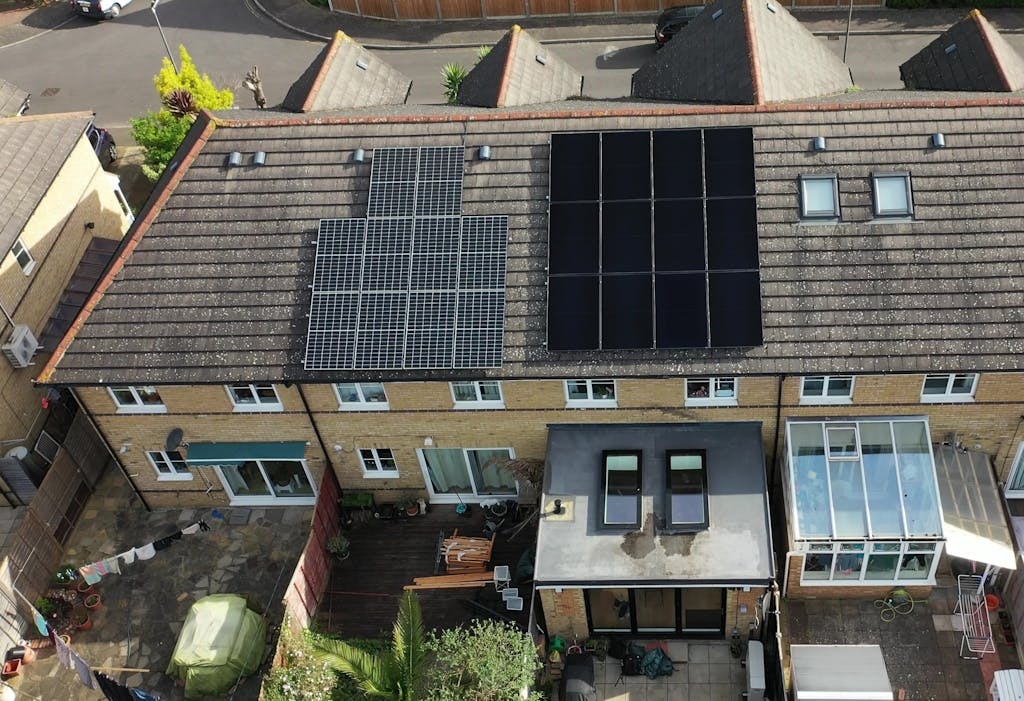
xmin=0 ymin=14 xmax=79 ymax=51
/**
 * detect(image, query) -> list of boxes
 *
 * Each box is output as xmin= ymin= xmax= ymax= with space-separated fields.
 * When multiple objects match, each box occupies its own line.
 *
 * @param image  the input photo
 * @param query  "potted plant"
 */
xmin=54 ymin=565 xmax=76 ymax=586
xmin=326 ymin=534 xmax=350 ymax=561
xmin=83 ymin=593 xmax=102 ymax=611
xmin=396 ymin=498 xmax=420 ymax=516
xmin=34 ymin=597 xmax=57 ymax=619
xmin=70 ymin=608 xmax=92 ymax=632
xmin=76 ymin=579 xmax=94 ymax=596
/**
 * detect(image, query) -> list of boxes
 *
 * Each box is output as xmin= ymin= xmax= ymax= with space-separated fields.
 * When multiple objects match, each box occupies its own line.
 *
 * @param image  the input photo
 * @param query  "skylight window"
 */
xmin=603 ymin=451 xmax=641 ymax=527
xmin=667 ymin=451 xmax=708 ymax=529
xmin=872 ymin=173 xmax=913 ymax=218
xmin=799 ymin=175 xmax=840 ymax=220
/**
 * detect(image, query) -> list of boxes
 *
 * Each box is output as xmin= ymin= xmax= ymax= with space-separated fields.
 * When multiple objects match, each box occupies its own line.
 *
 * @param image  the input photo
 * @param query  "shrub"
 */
xmin=425 ymin=619 xmax=542 ymax=701
xmin=263 ymin=630 xmax=353 ymax=701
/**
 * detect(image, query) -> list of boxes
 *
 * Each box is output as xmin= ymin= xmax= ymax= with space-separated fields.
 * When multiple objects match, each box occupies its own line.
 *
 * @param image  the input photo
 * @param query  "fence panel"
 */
xmin=397 ymin=0 xmax=440 ymax=18
xmin=359 ymin=0 xmax=396 ymax=17
xmin=618 ymin=0 xmax=661 ymax=11
xmin=485 ymin=0 xmax=527 ymax=14
xmin=441 ymin=0 xmax=484 ymax=16
xmin=574 ymin=0 xmax=615 ymax=12
xmin=331 ymin=0 xmax=360 ymax=11
xmin=529 ymin=0 xmax=571 ymax=14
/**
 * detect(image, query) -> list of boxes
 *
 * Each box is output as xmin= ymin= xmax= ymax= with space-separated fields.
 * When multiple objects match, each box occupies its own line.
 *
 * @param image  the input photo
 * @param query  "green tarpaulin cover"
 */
xmin=166 ymin=594 xmax=267 ymax=699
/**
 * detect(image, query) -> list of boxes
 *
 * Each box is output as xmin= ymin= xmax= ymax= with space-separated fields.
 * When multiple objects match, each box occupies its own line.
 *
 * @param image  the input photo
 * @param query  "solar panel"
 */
xmin=546 ymin=127 xmax=762 ymax=351
xmin=304 ymin=145 xmax=508 ymax=370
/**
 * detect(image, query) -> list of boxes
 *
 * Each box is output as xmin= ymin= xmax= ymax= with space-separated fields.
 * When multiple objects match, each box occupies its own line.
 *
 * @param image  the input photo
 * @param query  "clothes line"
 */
xmin=77 ymin=520 xmax=210 ymax=585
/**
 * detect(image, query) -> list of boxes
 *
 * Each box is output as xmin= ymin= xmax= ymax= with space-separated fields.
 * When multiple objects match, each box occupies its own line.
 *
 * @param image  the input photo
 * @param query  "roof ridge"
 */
xmin=495 ymin=24 xmax=522 ymax=108
xmin=304 ymin=31 xmax=346 ymax=112
xmin=972 ymin=10 xmax=1012 ymax=91
xmin=744 ymin=0 xmax=763 ymax=105
xmin=6 ymin=111 xmax=93 ymax=123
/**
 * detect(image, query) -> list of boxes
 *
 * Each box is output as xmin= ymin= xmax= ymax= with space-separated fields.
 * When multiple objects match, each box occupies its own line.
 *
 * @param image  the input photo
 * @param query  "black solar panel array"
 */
xmin=305 ymin=146 xmax=508 ymax=370
xmin=547 ymin=128 xmax=763 ymax=351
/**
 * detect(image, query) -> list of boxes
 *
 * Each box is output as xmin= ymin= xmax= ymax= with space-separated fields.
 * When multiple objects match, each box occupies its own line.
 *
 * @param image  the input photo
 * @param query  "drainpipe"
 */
xmin=70 ymin=387 xmax=150 ymax=512
xmin=294 ymin=383 xmax=339 ymax=479
xmin=769 ymin=374 xmax=786 ymax=487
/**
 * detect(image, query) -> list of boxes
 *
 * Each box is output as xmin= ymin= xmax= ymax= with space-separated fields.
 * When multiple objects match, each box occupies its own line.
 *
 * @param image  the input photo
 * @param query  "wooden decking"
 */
xmin=315 ymin=504 xmax=535 ymax=638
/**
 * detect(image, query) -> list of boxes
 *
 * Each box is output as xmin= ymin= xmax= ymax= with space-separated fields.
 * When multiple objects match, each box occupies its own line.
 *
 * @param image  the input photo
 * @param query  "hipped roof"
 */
xmin=0 ymin=79 xmax=28 ymax=117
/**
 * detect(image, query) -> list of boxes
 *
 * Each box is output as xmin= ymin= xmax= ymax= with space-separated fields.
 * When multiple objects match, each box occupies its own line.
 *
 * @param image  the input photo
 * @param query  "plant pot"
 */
xmin=71 ymin=609 xmax=92 ymax=631
xmin=987 ymin=594 xmax=1002 ymax=611
xmin=405 ymin=504 xmax=419 ymax=516
xmin=76 ymin=580 xmax=94 ymax=596
xmin=83 ymin=594 xmax=102 ymax=611
xmin=58 ymin=634 xmax=72 ymax=647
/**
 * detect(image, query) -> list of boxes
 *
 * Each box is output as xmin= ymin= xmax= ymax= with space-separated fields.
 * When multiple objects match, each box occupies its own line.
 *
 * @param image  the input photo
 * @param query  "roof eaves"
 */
xmin=972 ymin=9 xmax=1013 ymax=91
xmin=35 ymin=111 xmax=219 ymax=385
xmin=495 ymin=25 xmax=522 ymax=109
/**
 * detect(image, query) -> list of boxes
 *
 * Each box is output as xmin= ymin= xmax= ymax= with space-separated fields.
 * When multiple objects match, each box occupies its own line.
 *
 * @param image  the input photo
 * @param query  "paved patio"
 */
xmin=589 ymin=641 xmax=744 ymax=701
xmin=8 ymin=470 xmax=313 ymax=701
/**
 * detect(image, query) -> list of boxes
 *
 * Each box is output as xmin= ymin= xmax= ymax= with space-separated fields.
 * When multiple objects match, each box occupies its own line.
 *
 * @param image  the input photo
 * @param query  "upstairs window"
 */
xmin=451 ymin=381 xmax=504 ymax=409
xmin=109 ymin=386 xmax=166 ymax=413
xmin=799 ymin=175 xmax=840 ymax=220
xmin=11 ymin=238 xmax=34 ymax=275
xmin=603 ymin=450 xmax=641 ymax=527
xmin=335 ymin=383 xmax=388 ymax=411
xmin=872 ymin=173 xmax=913 ymax=218
xmin=800 ymin=375 xmax=854 ymax=405
xmin=667 ymin=451 xmax=708 ymax=529
xmin=685 ymin=377 xmax=738 ymax=407
xmin=147 ymin=450 xmax=191 ymax=481
xmin=920 ymin=373 xmax=977 ymax=403
xmin=227 ymin=383 xmax=282 ymax=412
xmin=566 ymin=380 xmax=617 ymax=408
xmin=359 ymin=448 xmax=399 ymax=478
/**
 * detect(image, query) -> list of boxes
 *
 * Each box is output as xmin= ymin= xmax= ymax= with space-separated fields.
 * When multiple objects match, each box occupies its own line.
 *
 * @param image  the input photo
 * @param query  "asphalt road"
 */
xmin=5 ymin=1 xmax=1024 ymax=146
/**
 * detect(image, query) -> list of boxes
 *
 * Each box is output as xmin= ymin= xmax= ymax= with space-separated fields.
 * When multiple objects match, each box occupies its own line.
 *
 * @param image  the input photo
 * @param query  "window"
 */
xmin=799 ymin=175 xmax=840 ymax=220
xmin=920 ymin=373 xmax=977 ymax=403
xmin=147 ymin=450 xmax=191 ymax=481
xmin=566 ymin=380 xmax=617 ymax=408
xmin=11 ymin=238 xmax=34 ymax=275
xmin=450 ymin=381 xmax=504 ymax=409
xmin=603 ymin=450 xmax=641 ymax=527
xmin=684 ymin=377 xmax=738 ymax=407
xmin=801 ymin=541 xmax=939 ymax=584
xmin=358 ymin=448 xmax=399 ymax=478
xmin=335 ymin=383 xmax=388 ymax=411
xmin=1007 ymin=443 xmax=1024 ymax=496
xmin=825 ymin=426 xmax=858 ymax=459
xmin=667 ymin=451 xmax=708 ymax=529
xmin=800 ymin=376 xmax=854 ymax=404
xmin=109 ymin=386 xmax=166 ymax=413
xmin=872 ymin=173 xmax=913 ymax=218
xmin=419 ymin=448 xmax=517 ymax=499
xmin=227 ymin=384 xmax=282 ymax=412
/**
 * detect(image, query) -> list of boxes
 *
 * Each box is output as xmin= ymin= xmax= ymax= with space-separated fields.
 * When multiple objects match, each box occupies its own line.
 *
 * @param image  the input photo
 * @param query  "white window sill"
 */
xmin=20 ymin=261 xmax=35 ymax=276
xmin=115 ymin=405 xmax=168 ymax=414
xmin=685 ymin=398 xmax=738 ymax=408
xmin=800 ymin=577 xmax=935 ymax=587
xmin=231 ymin=404 xmax=284 ymax=413
xmin=920 ymin=395 xmax=975 ymax=404
xmin=339 ymin=403 xmax=390 ymax=411
xmin=799 ymin=397 xmax=853 ymax=406
xmin=362 ymin=471 xmax=400 ymax=479
xmin=798 ymin=217 xmax=841 ymax=225
xmin=156 ymin=473 xmax=194 ymax=482
xmin=453 ymin=402 xmax=506 ymax=410
xmin=566 ymin=400 xmax=618 ymax=409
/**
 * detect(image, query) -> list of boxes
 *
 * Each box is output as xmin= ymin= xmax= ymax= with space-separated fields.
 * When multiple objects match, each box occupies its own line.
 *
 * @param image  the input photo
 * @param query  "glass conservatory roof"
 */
xmin=787 ymin=417 xmax=944 ymax=540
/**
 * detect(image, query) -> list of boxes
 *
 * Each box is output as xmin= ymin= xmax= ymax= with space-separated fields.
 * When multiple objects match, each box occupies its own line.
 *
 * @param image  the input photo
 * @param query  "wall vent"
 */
xmin=2 ymin=325 xmax=38 ymax=369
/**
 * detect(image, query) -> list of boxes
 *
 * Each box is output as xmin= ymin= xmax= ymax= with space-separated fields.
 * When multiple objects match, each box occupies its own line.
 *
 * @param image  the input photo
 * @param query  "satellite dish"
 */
xmin=165 ymin=428 xmax=185 ymax=452
xmin=4 ymin=446 xmax=28 ymax=460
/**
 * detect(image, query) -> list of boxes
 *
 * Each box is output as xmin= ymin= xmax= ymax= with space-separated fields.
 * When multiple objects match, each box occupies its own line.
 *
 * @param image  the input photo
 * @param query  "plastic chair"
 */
xmin=502 ymin=587 xmax=519 ymax=600
xmin=493 ymin=565 xmax=511 ymax=591
xmin=506 ymin=596 xmax=523 ymax=611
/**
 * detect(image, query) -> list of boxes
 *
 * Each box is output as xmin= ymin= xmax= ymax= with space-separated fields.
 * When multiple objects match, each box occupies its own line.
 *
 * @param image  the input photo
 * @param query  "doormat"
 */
xmin=227 ymin=508 xmax=251 ymax=526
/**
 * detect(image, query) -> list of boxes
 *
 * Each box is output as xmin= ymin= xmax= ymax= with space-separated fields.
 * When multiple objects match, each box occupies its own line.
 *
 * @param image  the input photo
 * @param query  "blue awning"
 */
xmin=186 ymin=441 xmax=307 ymax=466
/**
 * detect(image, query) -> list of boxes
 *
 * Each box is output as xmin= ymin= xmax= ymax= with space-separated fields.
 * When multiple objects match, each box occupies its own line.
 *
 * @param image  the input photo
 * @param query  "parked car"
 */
xmin=87 ymin=124 xmax=118 ymax=168
xmin=655 ymin=5 xmax=704 ymax=47
xmin=70 ymin=0 xmax=134 ymax=20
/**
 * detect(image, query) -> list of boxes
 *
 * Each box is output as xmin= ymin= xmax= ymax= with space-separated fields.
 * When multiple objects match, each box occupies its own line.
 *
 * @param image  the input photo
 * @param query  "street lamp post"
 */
xmin=151 ymin=0 xmax=178 ymax=74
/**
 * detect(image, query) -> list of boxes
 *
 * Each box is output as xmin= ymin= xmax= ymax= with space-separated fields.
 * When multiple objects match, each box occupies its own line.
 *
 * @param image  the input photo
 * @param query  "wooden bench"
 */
xmin=954 ymin=575 xmax=995 ymax=659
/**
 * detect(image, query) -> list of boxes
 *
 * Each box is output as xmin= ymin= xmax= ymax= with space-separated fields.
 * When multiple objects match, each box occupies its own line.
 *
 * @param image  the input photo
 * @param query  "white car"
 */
xmin=71 ymin=0 xmax=134 ymax=20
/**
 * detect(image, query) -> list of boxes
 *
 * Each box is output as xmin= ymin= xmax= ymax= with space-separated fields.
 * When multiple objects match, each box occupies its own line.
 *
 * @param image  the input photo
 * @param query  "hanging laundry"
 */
xmin=199 ymin=519 xmax=210 ymax=532
xmin=102 ymin=555 xmax=121 ymax=575
xmin=53 ymin=630 xmax=73 ymax=670
xmin=181 ymin=522 xmax=201 ymax=535
xmin=70 ymin=649 xmax=97 ymax=689
xmin=153 ymin=531 xmax=181 ymax=551
xmin=78 ymin=563 xmax=102 ymax=585
xmin=131 ymin=689 xmax=161 ymax=701
xmin=93 ymin=671 xmax=133 ymax=701
xmin=94 ymin=559 xmax=110 ymax=576
xmin=119 ymin=548 xmax=137 ymax=566
xmin=134 ymin=543 xmax=156 ymax=560
xmin=33 ymin=607 xmax=49 ymax=637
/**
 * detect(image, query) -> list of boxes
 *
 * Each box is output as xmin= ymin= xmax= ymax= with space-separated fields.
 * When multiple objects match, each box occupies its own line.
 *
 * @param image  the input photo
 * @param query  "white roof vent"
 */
xmin=2 ymin=325 xmax=38 ymax=369
xmin=227 ymin=152 xmax=243 ymax=168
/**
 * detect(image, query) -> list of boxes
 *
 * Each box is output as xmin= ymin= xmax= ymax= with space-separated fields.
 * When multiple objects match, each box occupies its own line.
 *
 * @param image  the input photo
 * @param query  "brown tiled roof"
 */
xmin=0 ymin=112 xmax=92 ymax=255
xmin=38 ymin=97 xmax=1024 ymax=385
xmin=457 ymin=25 xmax=583 ymax=108
xmin=632 ymin=0 xmax=852 ymax=104
xmin=0 ymin=79 xmax=28 ymax=117
xmin=282 ymin=31 xmax=411 ymax=112
xmin=899 ymin=10 xmax=1024 ymax=92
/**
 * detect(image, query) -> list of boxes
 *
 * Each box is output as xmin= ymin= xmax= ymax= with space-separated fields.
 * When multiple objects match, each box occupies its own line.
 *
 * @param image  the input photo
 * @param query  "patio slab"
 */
xmin=8 ymin=470 xmax=313 ymax=701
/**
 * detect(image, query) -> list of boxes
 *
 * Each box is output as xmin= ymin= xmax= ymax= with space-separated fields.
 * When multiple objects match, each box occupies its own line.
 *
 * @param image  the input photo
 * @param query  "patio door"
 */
xmin=586 ymin=587 xmax=724 ymax=637
xmin=215 ymin=459 xmax=316 ymax=506
xmin=418 ymin=448 xmax=518 ymax=503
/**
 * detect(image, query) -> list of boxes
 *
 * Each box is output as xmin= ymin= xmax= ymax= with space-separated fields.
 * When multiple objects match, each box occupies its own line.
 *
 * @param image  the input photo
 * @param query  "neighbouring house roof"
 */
xmin=790 ymin=645 xmax=893 ymax=700
xmin=457 ymin=25 xmax=583 ymax=107
xmin=37 ymin=96 xmax=1024 ymax=386
xmin=900 ymin=10 xmax=1024 ymax=92
xmin=282 ymin=31 xmax=412 ymax=112
xmin=0 ymin=79 xmax=29 ymax=117
xmin=0 ymin=112 xmax=92 ymax=256
xmin=632 ymin=0 xmax=852 ymax=104
xmin=534 ymin=422 xmax=773 ymax=585
xmin=39 ymin=237 xmax=120 ymax=352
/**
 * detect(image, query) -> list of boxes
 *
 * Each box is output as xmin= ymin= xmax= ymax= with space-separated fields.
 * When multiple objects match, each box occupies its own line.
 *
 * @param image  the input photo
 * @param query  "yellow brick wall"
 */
xmin=539 ymin=588 xmax=589 ymax=638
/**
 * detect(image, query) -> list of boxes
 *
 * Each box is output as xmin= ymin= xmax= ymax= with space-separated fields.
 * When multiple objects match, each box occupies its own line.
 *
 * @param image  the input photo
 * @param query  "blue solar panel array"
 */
xmin=305 ymin=146 xmax=508 ymax=370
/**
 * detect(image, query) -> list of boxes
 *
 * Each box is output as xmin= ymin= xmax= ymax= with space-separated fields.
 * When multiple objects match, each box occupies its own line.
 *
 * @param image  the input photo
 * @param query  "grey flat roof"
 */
xmin=535 ymin=422 xmax=773 ymax=585
xmin=791 ymin=645 xmax=893 ymax=699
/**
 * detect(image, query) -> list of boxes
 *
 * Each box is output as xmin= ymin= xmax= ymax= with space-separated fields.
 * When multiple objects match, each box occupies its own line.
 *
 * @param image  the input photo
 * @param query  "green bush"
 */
xmin=263 ymin=630 xmax=376 ymax=701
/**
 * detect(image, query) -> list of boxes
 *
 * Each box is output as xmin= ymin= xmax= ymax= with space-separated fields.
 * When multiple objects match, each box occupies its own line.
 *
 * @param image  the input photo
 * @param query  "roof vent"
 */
xmin=478 ymin=145 xmax=492 ymax=161
xmin=766 ymin=2 xmax=777 ymax=12
xmin=535 ymin=55 xmax=547 ymax=65
xmin=353 ymin=148 xmax=366 ymax=163
xmin=253 ymin=151 xmax=267 ymax=166
xmin=712 ymin=9 xmax=724 ymax=19
xmin=930 ymin=132 xmax=946 ymax=149
xmin=356 ymin=57 xmax=369 ymax=70
xmin=945 ymin=43 xmax=958 ymax=55
xmin=812 ymin=136 xmax=827 ymax=152
xmin=227 ymin=151 xmax=242 ymax=168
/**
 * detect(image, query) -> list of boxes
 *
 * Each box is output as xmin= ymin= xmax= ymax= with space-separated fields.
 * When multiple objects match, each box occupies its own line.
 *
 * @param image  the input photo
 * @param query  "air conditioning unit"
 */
xmin=746 ymin=640 xmax=766 ymax=701
xmin=2 ymin=325 xmax=38 ymax=369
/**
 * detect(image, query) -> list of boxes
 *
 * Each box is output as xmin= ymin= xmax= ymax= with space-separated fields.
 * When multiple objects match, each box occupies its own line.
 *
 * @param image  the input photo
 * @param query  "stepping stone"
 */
xmin=228 ymin=508 xmax=251 ymax=525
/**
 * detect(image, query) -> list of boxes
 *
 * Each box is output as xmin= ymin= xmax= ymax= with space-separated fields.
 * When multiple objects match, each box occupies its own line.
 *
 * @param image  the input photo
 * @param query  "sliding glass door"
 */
xmin=215 ymin=460 xmax=315 ymax=505
xmin=585 ymin=588 xmax=725 ymax=637
xmin=418 ymin=448 xmax=518 ymax=502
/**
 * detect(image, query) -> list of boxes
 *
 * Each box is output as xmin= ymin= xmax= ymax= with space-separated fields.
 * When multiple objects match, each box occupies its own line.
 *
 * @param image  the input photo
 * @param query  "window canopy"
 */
xmin=788 ymin=418 xmax=944 ymax=541
xmin=186 ymin=441 xmax=307 ymax=466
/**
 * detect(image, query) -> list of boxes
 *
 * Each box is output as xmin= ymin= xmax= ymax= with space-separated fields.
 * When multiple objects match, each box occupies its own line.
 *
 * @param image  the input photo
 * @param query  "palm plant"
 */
xmin=441 ymin=63 xmax=469 ymax=105
xmin=311 ymin=590 xmax=426 ymax=701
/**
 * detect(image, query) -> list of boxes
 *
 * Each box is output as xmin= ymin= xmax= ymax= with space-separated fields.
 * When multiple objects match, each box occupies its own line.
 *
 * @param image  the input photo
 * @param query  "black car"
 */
xmin=87 ymin=124 xmax=118 ymax=168
xmin=655 ymin=5 xmax=704 ymax=46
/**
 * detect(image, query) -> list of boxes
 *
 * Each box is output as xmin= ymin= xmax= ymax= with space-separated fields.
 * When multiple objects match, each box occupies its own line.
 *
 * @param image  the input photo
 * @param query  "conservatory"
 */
xmin=784 ymin=417 xmax=945 ymax=593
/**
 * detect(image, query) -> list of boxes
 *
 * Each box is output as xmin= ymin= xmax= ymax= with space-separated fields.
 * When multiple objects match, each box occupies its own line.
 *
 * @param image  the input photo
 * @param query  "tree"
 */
xmin=154 ymin=46 xmax=234 ymax=110
xmin=129 ymin=110 xmax=193 ymax=182
xmin=425 ymin=620 xmax=542 ymax=701
xmin=311 ymin=591 xmax=427 ymax=701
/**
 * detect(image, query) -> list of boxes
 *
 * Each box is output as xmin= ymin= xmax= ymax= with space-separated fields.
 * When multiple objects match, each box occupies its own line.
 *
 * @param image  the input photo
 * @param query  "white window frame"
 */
xmin=684 ymin=377 xmax=738 ymax=407
xmin=798 ymin=174 xmax=840 ymax=220
xmin=565 ymin=379 xmax=618 ymax=408
xmin=334 ymin=382 xmax=389 ymax=411
xmin=798 ymin=540 xmax=941 ymax=586
xmin=1006 ymin=442 xmax=1024 ymax=498
xmin=358 ymin=448 xmax=399 ymax=478
xmin=11 ymin=238 xmax=35 ymax=276
xmin=416 ymin=447 xmax=518 ymax=504
xmin=871 ymin=172 xmax=914 ymax=218
xmin=450 ymin=381 xmax=505 ymax=409
xmin=108 ymin=386 xmax=167 ymax=414
xmin=147 ymin=449 xmax=192 ymax=481
xmin=920 ymin=373 xmax=977 ymax=404
xmin=107 ymin=172 xmax=135 ymax=223
xmin=212 ymin=459 xmax=317 ymax=507
xmin=799 ymin=375 xmax=855 ymax=405
xmin=226 ymin=383 xmax=283 ymax=412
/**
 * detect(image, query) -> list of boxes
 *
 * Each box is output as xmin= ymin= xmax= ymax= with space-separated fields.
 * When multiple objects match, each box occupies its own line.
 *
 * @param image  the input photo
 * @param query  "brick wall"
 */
xmin=724 ymin=587 xmax=766 ymax=636
xmin=783 ymin=552 xmax=933 ymax=600
xmin=539 ymin=587 xmax=589 ymax=638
